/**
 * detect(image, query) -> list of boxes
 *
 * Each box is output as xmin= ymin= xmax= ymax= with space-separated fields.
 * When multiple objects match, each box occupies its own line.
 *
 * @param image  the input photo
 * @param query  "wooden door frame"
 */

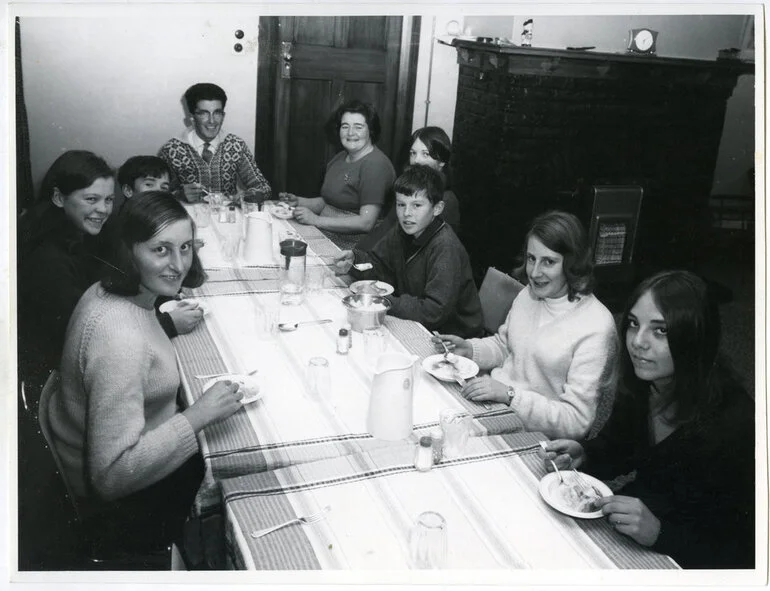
xmin=254 ymin=15 xmax=421 ymax=193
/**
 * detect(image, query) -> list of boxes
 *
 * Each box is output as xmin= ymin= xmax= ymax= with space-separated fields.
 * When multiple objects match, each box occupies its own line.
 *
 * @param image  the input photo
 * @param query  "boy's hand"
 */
xmin=333 ymin=251 xmax=354 ymax=276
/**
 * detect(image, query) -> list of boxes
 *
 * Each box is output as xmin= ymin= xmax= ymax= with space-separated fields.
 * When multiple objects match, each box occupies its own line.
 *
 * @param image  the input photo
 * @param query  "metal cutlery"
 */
xmin=572 ymin=469 xmax=602 ymax=498
xmin=549 ymin=460 xmax=564 ymax=484
xmin=250 ymin=505 xmax=331 ymax=539
xmin=195 ymin=369 xmax=258 ymax=380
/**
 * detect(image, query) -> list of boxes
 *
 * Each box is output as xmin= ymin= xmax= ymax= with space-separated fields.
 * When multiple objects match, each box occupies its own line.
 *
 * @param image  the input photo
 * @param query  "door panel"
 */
xmin=288 ymin=80 xmax=332 ymax=195
xmin=258 ymin=15 xmax=420 ymax=195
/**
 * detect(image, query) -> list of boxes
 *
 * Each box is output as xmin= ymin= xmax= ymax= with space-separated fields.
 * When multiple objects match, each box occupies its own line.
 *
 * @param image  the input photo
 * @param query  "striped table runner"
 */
xmin=220 ymin=432 xmax=678 ymax=570
xmin=177 ymin=203 xmax=523 ymax=514
xmin=175 ymin=299 xmax=522 ymax=515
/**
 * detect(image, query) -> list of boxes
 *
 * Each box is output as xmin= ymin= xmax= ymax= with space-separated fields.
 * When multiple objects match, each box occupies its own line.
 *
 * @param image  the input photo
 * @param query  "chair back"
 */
xmin=38 ymin=370 xmax=81 ymax=518
xmin=478 ymin=267 xmax=525 ymax=335
xmin=587 ymin=185 xmax=644 ymax=285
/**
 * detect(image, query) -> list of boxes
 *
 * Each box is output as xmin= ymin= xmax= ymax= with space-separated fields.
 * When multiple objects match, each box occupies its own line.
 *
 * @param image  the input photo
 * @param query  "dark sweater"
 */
xmin=18 ymin=221 xmax=107 ymax=373
xmin=581 ymin=382 xmax=755 ymax=569
xmin=352 ymin=218 xmax=483 ymax=338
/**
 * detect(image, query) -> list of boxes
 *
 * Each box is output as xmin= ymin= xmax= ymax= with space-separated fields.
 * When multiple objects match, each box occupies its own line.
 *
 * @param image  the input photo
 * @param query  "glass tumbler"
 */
xmin=408 ymin=511 xmax=447 ymax=569
xmin=194 ymin=202 xmax=210 ymax=228
xmin=307 ymin=357 xmax=330 ymax=398
xmin=439 ymin=409 xmax=471 ymax=458
xmin=363 ymin=327 xmax=386 ymax=363
xmin=255 ymin=306 xmax=279 ymax=340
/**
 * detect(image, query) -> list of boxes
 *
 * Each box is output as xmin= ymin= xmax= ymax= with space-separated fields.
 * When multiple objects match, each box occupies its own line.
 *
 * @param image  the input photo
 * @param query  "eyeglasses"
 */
xmin=193 ymin=109 xmax=225 ymax=122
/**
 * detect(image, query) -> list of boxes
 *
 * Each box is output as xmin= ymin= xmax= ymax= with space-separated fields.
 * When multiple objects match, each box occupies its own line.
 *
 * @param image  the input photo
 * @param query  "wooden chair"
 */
xmin=478 ymin=267 xmax=525 ymax=335
xmin=37 ymin=371 xmax=181 ymax=570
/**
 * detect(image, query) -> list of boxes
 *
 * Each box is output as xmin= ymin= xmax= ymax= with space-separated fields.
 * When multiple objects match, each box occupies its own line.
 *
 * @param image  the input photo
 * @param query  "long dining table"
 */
xmin=176 ymin=202 xmax=521 ymax=515
xmin=173 ymin=201 xmax=676 ymax=571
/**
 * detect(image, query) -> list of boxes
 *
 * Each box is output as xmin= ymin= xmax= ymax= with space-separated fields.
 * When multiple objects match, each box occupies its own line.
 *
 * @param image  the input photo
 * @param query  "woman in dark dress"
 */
xmin=541 ymin=270 xmax=755 ymax=569
xmin=18 ymin=151 xmax=116 ymax=397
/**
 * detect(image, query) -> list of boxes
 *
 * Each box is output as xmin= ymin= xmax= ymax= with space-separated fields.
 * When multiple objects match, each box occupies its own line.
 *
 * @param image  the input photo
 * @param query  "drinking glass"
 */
xmin=439 ymin=409 xmax=471 ymax=458
xmin=220 ymin=233 xmax=241 ymax=262
xmin=408 ymin=511 xmax=447 ymax=569
xmin=363 ymin=327 xmax=386 ymax=363
xmin=305 ymin=266 xmax=325 ymax=296
xmin=307 ymin=357 xmax=330 ymax=398
xmin=255 ymin=306 xmax=279 ymax=340
xmin=193 ymin=202 xmax=210 ymax=228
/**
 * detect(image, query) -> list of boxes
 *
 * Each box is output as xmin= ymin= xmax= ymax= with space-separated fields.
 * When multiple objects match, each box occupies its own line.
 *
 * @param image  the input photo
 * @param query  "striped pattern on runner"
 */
xmin=221 ymin=433 xmax=676 ymax=570
xmin=517 ymin=451 xmax=678 ymax=569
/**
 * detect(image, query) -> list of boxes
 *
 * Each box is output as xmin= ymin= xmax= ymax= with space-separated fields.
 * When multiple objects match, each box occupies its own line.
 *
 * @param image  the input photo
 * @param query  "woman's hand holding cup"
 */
xmin=183 ymin=380 xmax=243 ymax=432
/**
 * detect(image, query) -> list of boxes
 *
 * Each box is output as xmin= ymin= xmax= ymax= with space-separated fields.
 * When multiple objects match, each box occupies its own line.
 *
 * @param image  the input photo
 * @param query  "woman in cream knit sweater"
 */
xmin=47 ymin=191 xmax=244 ymax=556
xmin=436 ymin=211 xmax=619 ymax=439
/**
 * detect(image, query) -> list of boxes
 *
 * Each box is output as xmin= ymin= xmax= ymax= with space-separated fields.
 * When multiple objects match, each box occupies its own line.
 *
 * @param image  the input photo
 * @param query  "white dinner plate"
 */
xmin=349 ymin=280 xmax=394 ymax=296
xmin=158 ymin=299 xmax=210 ymax=315
xmin=203 ymin=374 xmax=262 ymax=405
xmin=268 ymin=203 xmax=295 ymax=219
xmin=538 ymin=471 xmax=613 ymax=519
xmin=421 ymin=354 xmax=479 ymax=382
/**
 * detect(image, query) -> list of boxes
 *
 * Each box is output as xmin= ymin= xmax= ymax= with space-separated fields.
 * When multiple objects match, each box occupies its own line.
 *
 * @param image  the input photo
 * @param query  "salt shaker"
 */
xmin=414 ymin=436 xmax=434 ymax=472
xmin=337 ymin=328 xmax=350 ymax=355
xmin=343 ymin=322 xmax=353 ymax=348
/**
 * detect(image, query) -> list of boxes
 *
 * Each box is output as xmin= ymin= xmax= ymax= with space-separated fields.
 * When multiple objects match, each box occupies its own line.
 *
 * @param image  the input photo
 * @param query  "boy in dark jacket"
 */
xmin=334 ymin=165 xmax=483 ymax=338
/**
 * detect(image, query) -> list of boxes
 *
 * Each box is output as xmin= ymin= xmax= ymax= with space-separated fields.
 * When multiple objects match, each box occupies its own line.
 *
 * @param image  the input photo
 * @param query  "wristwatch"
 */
xmin=505 ymin=386 xmax=516 ymax=406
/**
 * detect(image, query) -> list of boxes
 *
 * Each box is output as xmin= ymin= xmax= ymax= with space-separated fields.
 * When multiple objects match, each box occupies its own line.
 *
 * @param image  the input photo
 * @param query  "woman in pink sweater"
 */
xmin=48 ymin=191 xmax=244 ymax=559
xmin=435 ymin=211 xmax=619 ymax=439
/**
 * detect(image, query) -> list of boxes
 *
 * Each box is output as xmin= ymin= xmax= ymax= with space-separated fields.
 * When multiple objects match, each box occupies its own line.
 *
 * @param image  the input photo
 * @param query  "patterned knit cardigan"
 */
xmin=158 ymin=133 xmax=272 ymax=201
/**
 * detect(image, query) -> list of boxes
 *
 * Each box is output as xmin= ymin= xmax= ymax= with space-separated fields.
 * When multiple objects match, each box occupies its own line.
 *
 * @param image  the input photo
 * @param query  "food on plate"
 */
xmin=557 ymin=478 xmax=602 ymax=513
xmin=358 ymin=282 xmax=385 ymax=295
xmin=348 ymin=298 xmax=388 ymax=312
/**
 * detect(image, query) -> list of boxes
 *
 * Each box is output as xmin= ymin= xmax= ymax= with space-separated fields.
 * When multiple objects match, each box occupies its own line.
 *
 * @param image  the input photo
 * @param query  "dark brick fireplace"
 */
xmin=449 ymin=40 xmax=753 ymax=284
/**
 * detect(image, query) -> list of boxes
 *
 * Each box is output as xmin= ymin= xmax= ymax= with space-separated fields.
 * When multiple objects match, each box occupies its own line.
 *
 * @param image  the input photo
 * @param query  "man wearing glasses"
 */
xmin=159 ymin=82 xmax=272 ymax=204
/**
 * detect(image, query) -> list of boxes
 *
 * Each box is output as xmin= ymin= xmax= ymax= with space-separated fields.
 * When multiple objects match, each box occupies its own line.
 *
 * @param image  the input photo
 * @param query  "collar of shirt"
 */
xmin=399 ymin=217 xmax=445 ymax=260
xmin=184 ymin=128 xmax=223 ymax=156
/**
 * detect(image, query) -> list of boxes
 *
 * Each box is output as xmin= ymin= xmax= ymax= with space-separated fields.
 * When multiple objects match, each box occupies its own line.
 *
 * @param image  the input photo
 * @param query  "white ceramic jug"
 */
xmin=367 ymin=353 xmax=419 ymax=440
xmin=243 ymin=212 xmax=274 ymax=265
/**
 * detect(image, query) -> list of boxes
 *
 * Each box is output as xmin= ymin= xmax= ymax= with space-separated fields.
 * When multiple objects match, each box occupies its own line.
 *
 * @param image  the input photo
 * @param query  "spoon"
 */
xmin=549 ymin=460 xmax=564 ymax=484
xmin=277 ymin=318 xmax=333 ymax=332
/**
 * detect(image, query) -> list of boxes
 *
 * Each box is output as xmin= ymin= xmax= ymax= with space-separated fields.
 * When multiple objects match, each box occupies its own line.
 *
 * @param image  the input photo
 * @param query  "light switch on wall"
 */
xmin=231 ymin=28 xmax=258 ymax=55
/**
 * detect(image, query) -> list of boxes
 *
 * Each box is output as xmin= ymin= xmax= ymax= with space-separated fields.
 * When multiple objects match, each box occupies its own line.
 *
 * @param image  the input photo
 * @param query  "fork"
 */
xmin=250 ymin=506 xmax=331 ymax=539
xmin=432 ymin=330 xmax=451 ymax=361
xmin=572 ymin=469 xmax=602 ymax=497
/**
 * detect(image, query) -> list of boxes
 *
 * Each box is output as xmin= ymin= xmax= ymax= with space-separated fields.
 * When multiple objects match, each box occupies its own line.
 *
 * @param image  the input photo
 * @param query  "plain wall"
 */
xmin=21 ymin=12 xmax=757 ymax=199
xmin=21 ymin=16 xmax=261 ymax=196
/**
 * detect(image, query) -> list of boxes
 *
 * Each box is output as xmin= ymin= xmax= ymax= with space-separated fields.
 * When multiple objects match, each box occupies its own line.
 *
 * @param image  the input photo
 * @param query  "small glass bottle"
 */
xmin=414 ymin=436 xmax=434 ymax=472
xmin=337 ymin=328 xmax=350 ymax=355
xmin=429 ymin=428 xmax=444 ymax=464
xmin=226 ymin=205 xmax=236 ymax=223
xmin=343 ymin=322 xmax=353 ymax=348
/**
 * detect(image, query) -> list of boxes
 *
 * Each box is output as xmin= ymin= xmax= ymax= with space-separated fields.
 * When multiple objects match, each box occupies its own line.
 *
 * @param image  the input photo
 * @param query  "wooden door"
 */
xmin=256 ymin=16 xmax=420 ymax=195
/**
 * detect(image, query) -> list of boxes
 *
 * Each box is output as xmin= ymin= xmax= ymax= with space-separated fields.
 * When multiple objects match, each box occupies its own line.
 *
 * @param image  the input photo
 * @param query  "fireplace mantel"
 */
xmin=451 ymin=39 xmax=753 ymax=84
xmin=448 ymin=39 xmax=753 ymax=285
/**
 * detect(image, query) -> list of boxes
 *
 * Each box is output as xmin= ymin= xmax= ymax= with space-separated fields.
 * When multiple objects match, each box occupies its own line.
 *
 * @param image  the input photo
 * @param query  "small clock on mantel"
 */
xmin=627 ymin=28 xmax=658 ymax=55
